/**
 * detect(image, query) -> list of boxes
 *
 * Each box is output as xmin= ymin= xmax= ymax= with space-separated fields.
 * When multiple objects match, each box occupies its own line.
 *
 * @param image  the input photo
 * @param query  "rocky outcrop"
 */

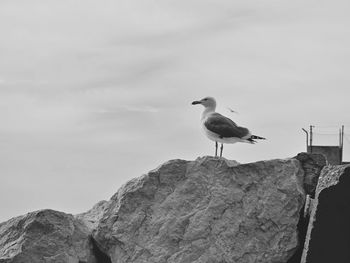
xmin=93 ymin=157 xmax=305 ymax=263
xmin=0 ymin=209 xmax=95 ymax=263
xmin=301 ymin=165 xmax=350 ymax=263
xmin=1 ymin=155 xmax=316 ymax=263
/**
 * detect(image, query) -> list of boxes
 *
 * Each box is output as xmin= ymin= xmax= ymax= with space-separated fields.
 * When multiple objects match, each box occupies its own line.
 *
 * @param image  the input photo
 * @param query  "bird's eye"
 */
xmin=203 ymin=98 xmax=208 ymax=101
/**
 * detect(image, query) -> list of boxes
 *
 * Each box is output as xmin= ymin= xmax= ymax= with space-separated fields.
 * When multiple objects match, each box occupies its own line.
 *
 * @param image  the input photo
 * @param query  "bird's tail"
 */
xmin=251 ymin=135 xmax=266 ymax=140
xmin=247 ymin=135 xmax=266 ymax=144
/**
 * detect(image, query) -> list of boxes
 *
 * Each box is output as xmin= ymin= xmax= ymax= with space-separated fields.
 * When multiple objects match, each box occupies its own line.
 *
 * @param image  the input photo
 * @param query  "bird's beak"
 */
xmin=191 ymin=100 xmax=201 ymax=105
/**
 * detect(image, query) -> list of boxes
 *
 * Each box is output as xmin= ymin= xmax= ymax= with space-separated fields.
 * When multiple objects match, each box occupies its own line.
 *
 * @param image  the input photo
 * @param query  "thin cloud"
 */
xmin=94 ymin=105 xmax=159 ymax=114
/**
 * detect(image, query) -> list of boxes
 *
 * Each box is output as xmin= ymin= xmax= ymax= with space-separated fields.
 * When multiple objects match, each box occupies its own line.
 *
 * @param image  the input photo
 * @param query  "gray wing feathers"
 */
xmin=204 ymin=113 xmax=250 ymax=138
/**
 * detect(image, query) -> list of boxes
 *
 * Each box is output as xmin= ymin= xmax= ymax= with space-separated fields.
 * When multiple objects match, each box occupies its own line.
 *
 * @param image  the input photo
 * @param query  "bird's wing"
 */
xmin=204 ymin=113 xmax=250 ymax=138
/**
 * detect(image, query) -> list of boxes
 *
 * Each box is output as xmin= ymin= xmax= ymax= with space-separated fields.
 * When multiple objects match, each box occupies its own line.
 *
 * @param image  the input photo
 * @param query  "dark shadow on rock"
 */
xmin=287 ymin=205 xmax=310 ymax=263
xmin=90 ymin=236 xmax=112 ymax=263
xmin=306 ymin=167 xmax=350 ymax=263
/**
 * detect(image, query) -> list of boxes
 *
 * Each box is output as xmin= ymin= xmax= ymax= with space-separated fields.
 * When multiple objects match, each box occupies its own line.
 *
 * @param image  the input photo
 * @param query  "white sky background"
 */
xmin=1 ymin=0 xmax=350 ymax=222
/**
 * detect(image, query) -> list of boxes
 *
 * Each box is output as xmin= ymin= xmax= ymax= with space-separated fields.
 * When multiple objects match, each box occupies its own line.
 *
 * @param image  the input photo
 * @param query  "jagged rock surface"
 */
xmin=0 ymin=209 xmax=95 ymax=263
xmin=76 ymin=200 xmax=109 ymax=231
xmin=294 ymin=153 xmax=327 ymax=196
xmin=93 ymin=157 xmax=306 ymax=263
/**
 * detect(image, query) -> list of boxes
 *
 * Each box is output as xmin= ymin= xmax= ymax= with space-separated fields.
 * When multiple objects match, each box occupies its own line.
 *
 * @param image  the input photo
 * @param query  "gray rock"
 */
xmin=93 ymin=156 xmax=306 ymax=263
xmin=0 ymin=209 xmax=95 ymax=263
xmin=294 ymin=153 xmax=327 ymax=197
xmin=301 ymin=165 xmax=350 ymax=263
xmin=76 ymin=200 xmax=109 ymax=231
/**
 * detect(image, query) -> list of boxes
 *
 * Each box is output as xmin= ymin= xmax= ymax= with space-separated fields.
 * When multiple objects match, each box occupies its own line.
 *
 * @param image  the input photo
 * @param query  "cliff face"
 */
xmin=0 ymin=155 xmax=316 ymax=263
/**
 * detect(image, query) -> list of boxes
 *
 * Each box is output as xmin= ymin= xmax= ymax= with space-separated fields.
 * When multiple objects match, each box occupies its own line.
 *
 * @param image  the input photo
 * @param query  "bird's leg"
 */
xmin=220 ymin=143 xmax=223 ymax=157
xmin=215 ymin=141 xmax=218 ymax=157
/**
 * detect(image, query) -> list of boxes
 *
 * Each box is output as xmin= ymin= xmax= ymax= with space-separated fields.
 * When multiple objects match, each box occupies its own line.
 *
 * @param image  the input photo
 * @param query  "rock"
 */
xmin=0 ymin=209 xmax=95 ymax=263
xmin=93 ymin=156 xmax=306 ymax=263
xmin=301 ymin=165 xmax=350 ymax=263
xmin=76 ymin=200 xmax=109 ymax=231
xmin=294 ymin=153 xmax=327 ymax=197
xmin=0 ymin=155 xmax=312 ymax=263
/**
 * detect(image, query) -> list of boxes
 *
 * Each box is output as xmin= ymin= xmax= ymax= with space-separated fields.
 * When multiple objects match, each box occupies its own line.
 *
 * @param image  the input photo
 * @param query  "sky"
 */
xmin=1 ymin=0 xmax=350 ymax=222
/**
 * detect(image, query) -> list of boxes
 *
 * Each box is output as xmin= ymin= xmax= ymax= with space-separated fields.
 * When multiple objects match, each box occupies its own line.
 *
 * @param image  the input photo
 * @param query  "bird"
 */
xmin=192 ymin=96 xmax=265 ymax=157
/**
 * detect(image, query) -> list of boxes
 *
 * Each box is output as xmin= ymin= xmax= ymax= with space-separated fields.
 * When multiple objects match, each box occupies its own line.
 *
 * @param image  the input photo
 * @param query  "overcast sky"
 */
xmin=1 ymin=0 xmax=350 ymax=222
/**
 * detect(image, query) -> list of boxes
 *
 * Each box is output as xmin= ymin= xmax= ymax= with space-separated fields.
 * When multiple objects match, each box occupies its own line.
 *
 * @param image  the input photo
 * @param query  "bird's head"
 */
xmin=191 ymin=96 xmax=216 ymax=109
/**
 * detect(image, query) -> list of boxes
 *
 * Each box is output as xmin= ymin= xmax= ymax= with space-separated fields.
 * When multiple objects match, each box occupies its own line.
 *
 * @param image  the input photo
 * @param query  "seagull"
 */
xmin=192 ymin=96 xmax=265 ymax=157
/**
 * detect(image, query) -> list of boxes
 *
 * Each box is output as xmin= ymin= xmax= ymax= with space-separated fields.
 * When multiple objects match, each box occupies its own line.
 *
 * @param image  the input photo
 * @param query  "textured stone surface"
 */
xmin=314 ymin=165 xmax=350 ymax=193
xmin=0 ymin=155 xmax=312 ymax=263
xmin=294 ymin=153 xmax=327 ymax=197
xmin=93 ymin=156 xmax=306 ymax=263
xmin=0 ymin=209 xmax=95 ymax=263
xmin=76 ymin=200 xmax=109 ymax=231
xmin=301 ymin=165 xmax=350 ymax=263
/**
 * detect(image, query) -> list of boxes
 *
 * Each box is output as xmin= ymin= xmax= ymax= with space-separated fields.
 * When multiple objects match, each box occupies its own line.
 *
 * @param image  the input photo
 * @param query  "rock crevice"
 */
xmin=301 ymin=165 xmax=350 ymax=263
